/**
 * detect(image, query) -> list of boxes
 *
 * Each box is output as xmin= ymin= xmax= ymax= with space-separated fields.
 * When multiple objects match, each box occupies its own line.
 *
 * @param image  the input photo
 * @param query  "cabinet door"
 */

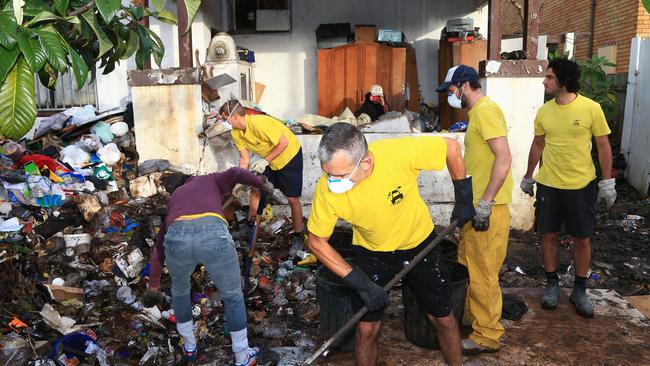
xmin=317 ymin=48 xmax=346 ymax=117
xmin=344 ymin=44 xmax=362 ymax=113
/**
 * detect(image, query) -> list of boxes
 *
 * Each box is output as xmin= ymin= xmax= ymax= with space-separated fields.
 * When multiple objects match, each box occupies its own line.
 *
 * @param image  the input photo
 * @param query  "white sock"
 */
xmin=177 ymin=320 xmax=197 ymax=351
xmin=231 ymin=328 xmax=250 ymax=364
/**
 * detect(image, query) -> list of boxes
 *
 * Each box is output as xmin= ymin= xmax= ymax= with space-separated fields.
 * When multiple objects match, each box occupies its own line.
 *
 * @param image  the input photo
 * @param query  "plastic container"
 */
xmin=315 ymin=261 xmax=356 ymax=352
xmin=403 ymin=260 xmax=468 ymax=349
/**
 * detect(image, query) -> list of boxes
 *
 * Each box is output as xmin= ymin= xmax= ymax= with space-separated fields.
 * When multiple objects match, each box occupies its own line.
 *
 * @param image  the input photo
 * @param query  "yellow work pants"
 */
xmin=458 ymin=204 xmax=510 ymax=349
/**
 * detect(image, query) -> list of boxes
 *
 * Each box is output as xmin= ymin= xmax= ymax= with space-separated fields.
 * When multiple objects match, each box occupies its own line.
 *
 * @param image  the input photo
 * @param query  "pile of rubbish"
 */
xmin=0 ymin=105 xmax=322 ymax=365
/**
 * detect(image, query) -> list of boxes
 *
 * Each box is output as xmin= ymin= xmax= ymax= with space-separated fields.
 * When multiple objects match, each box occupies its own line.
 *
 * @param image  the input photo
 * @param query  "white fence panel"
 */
xmin=621 ymin=38 xmax=650 ymax=195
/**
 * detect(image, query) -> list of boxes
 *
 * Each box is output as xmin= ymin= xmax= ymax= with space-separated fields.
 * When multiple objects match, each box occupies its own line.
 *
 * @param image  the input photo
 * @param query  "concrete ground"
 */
xmin=317 ymin=288 xmax=650 ymax=366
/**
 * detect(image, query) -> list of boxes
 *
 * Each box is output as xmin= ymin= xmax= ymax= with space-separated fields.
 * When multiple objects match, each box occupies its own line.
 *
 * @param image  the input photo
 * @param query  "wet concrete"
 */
xmin=317 ymin=288 xmax=650 ymax=366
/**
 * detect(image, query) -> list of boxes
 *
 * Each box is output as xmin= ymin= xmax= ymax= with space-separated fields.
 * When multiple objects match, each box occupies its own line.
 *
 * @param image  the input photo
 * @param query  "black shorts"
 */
xmin=535 ymin=180 xmax=597 ymax=238
xmin=259 ymin=148 xmax=303 ymax=213
xmin=350 ymin=231 xmax=453 ymax=322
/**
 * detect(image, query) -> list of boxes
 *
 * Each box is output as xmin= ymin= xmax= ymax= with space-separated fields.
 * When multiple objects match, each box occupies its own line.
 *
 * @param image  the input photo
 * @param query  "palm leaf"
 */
xmin=0 ymin=55 xmax=36 ymax=139
xmin=96 ymin=0 xmax=120 ymax=23
xmin=0 ymin=45 xmax=20 ymax=83
xmin=0 ymin=12 xmax=18 ymax=49
xmin=181 ymin=0 xmax=200 ymax=35
xmin=34 ymin=27 xmax=68 ymax=73
xmin=80 ymin=12 xmax=112 ymax=57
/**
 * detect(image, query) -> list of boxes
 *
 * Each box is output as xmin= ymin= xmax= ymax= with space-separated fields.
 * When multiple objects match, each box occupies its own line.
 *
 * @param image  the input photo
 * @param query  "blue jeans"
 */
xmin=164 ymin=216 xmax=247 ymax=332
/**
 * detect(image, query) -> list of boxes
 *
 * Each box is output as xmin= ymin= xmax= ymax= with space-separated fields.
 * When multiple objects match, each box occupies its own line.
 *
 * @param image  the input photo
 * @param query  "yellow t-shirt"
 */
xmin=308 ymin=136 xmax=447 ymax=252
xmin=534 ymin=94 xmax=611 ymax=189
xmin=231 ymin=114 xmax=301 ymax=170
xmin=465 ymin=96 xmax=513 ymax=205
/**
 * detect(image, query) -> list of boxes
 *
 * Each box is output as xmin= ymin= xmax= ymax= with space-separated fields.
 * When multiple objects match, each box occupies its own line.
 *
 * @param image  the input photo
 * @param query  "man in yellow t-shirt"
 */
xmin=219 ymin=100 xmax=305 ymax=253
xmin=437 ymin=65 xmax=513 ymax=354
xmin=307 ymin=123 xmax=475 ymax=366
xmin=522 ymin=59 xmax=615 ymax=318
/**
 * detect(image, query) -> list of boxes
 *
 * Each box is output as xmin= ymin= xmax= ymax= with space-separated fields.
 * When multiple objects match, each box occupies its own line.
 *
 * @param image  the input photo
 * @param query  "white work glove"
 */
xmin=520 ymin=177 xmax=536 ymax=197
xmin=472 ymin=198 xmax=493 ymax=231
xmin=249 ymin=159 xmax=269 ymax=174
xmin=597 ymin=178 xmax=617 ymax=210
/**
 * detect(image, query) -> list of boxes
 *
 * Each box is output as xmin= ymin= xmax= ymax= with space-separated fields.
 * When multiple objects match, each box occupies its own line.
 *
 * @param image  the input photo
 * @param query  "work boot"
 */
xmin=462 ymin=339 xmax=499 ymax=355
xmin=541 ymin=281 xmax=560 ymax=310
xmin=289 ymin=232 xmax=305 ymax=257
xmin=569 ymin=287 xmax=594 ymax=318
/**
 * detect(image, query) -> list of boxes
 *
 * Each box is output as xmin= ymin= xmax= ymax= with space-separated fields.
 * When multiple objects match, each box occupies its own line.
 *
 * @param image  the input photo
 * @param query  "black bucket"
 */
xmin=315 ymin=262 xmax=356 ymax=352
xmin=403 ymin=260 xmax=469 ymax=349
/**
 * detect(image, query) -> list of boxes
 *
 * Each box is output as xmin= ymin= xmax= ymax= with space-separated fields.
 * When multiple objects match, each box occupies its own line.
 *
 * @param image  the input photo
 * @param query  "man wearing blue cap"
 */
xmin=437 ymin=65 xmax=513 ymax=354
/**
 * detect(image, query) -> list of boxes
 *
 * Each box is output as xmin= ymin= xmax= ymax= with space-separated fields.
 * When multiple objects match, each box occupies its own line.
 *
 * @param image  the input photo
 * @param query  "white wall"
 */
xmin=220 ymin=0 xmax=488 ymax=119
xmin=483 ymin=75 xmax=545 ymax=231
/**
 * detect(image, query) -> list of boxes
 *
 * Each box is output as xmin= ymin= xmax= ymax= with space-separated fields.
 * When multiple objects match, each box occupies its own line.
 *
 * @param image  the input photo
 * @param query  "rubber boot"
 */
xmin=569 ymin=286 xmax=594 ymax=318
xmin=541 ymin=281 xmax=560 ymax=310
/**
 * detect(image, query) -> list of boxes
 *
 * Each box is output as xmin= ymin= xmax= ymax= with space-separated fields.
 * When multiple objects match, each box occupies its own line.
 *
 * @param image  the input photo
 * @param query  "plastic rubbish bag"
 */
xmin=110 ymin=121 xmax=129 ymax=137
xmin=60 ymin=145 xmax=90 ymax=166
xmin=97 ymin=143 xmax=121 ymax=166
xmin=90 ymin=121 xmax=114 ymax=143
xmin=0 ymin=333 xmax=30 ymax=366
xmin=70 ymin=105 xmax=96 ymax=126
xmin=77 ymin=134 xmax=103 ymax=152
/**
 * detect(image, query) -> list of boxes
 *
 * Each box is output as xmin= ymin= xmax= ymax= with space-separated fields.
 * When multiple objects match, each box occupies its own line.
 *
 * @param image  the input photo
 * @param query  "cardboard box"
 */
xmin=355 ymin=25 xmax=377 ymax=42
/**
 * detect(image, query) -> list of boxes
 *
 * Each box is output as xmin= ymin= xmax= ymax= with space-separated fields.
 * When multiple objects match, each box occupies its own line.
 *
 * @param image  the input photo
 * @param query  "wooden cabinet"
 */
xmin=437 ymin=39 xmax=487 ymax=129
xmin=318 ymin=42 xmax=419 ymax=117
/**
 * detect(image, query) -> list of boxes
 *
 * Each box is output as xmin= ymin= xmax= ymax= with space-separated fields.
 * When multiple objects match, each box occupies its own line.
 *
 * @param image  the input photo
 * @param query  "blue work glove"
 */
xmin=472 ymin=198 xmax=493 ymax=231
xmin=342 ymin=266 xmax=389 ymax=312
xmin=451 ymin=177 xmax=476 ymax=228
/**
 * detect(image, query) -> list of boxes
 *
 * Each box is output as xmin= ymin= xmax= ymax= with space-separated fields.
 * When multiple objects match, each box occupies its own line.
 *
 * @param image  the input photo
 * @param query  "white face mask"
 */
xmin=327 ymin=154 xmax=363 ymax=194
xmin=447 ymin=84 xmax=465 ymax=109
xmin=223 ymin=101 xmax=241 ymax=128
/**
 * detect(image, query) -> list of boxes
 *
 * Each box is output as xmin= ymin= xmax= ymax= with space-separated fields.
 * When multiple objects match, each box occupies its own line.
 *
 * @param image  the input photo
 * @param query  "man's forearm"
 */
xmin=598 ymin=145 xmax=613 ymax=180
xmin=483 ymin=155 xmax=511 ymax=202
xmin=265 ymin=136 xmax=289 ymax=162
xmin=525 ymin=138 xmax=544 ymax=178
xmin=308 ymin=233 xmax=353 ymax=278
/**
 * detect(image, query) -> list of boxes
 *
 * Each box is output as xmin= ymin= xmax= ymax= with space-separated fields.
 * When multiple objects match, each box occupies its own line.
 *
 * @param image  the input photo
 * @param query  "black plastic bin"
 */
xmin=315 ymin=261 xmax=356 ymax=352
xmin=402 ymin=260 xmax=469 ymax=349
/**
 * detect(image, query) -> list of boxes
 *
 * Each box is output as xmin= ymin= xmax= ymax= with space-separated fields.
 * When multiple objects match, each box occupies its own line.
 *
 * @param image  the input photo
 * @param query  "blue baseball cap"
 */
xmin=435 ymin=65 xmax=480 ymax=92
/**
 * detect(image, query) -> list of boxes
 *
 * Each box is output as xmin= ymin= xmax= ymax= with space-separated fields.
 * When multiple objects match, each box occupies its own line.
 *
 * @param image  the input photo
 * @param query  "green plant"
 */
xmin=547 ymin=48 xmax=571 ymax=61
xmin=578 ymin=56 xmax=618 ymax=121
xmin=643 ymin=0 xmax=650 ymax=14
xmin=0 ymin=0 xmax=201 ymax=139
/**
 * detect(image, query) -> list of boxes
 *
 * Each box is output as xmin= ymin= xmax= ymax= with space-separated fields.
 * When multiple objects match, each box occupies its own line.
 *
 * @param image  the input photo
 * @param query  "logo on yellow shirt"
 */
xmin=387 ymin=186 xmax=404 ymax=205
xmin=572 ymin=119 xmax=581 ymax=127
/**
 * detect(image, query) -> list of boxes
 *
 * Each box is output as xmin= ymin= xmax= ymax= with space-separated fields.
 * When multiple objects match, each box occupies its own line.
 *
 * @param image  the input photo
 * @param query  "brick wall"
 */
xmin=502 ymin=0 xmax=647 ymax=72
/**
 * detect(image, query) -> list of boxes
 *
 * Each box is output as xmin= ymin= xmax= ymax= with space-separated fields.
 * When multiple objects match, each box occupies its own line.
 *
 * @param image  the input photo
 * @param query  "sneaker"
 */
xmin=569 ymin=287 xmax=594 ymax=318
xmin=234 ymin=347 xmax=258 ymax=366
xmin=541 ymin=281 xmax=560 ymax=310
xmin=289 ymin=233 xmax=305 ymax=257
xmin=182 ymin=346 xmax=198 ymax=363
xmin=462 ymin=339 xmax=499 ymax=355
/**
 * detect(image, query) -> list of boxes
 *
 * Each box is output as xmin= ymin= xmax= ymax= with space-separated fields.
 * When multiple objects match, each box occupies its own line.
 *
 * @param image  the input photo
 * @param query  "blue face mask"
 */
xmin=327 ymin=154 xmax=363 ymax=194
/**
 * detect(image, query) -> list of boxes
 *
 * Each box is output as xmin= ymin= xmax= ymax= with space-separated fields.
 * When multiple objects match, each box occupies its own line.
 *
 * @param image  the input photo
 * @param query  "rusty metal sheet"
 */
xmin=127 ymin=68 xmax=200 ymax=86
xmin=479 ymin=59 xmax=548 ymax=78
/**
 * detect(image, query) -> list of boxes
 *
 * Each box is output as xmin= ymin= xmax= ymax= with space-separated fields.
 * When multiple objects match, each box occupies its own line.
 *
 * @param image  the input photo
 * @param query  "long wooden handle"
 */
xmin=302 ymin=219 xmax=459 ymax=365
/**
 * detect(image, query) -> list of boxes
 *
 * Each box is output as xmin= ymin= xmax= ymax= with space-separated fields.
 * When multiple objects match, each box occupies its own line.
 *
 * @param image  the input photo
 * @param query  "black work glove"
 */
xmin=342 ymin=266 xmax=389 ymax=312
xmin=471 ymin=198 xmax=493 ymax=231
xmin=451 ymin=177 xmax=476 ymax=228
